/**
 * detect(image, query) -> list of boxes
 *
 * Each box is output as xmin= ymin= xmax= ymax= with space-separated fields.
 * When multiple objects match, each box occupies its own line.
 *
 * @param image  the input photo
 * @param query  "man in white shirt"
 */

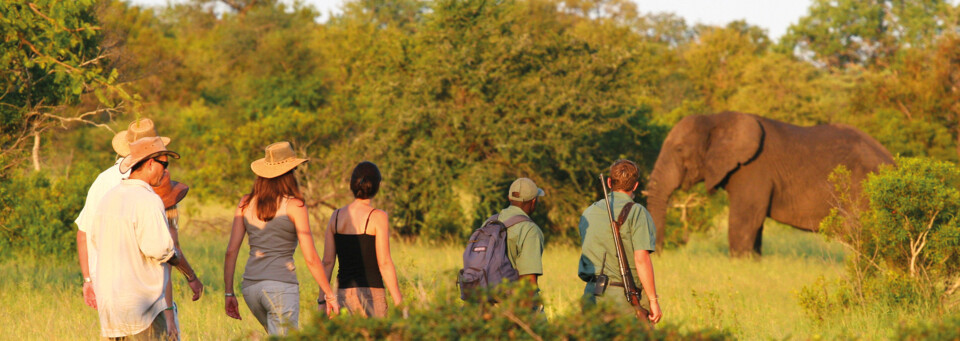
xmin=75 ymin=118 xmax=170 ymax=308
xmin=90 ymin=136 xmax=194 ymax=339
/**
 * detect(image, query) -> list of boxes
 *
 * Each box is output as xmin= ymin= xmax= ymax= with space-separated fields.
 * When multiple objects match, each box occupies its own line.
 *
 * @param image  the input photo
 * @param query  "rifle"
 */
xmin=600 ymin=174 xmax=650 ymax=321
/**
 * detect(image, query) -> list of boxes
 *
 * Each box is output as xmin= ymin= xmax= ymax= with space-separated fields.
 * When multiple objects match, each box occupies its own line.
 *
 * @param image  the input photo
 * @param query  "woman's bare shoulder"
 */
xmin=286 ymin=197 xmax=306 ymax=207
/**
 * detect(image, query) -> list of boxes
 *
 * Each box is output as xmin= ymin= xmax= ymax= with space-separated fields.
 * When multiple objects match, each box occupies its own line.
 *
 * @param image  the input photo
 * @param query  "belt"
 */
xmin=588 ymin=277 xmax=625 ymax=288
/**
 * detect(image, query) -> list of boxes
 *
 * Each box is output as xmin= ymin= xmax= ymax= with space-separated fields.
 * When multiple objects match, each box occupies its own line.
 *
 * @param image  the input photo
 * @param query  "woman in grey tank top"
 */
xmin=223 ymin=142 xmax=340 ymax=336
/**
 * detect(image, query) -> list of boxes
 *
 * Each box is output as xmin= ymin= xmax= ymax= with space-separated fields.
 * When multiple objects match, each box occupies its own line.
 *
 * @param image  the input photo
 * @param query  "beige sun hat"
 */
xmin=250 ymin=142 xmax=308 ymax=179
xmin=119 ymin=136 xmax=180 ymax=174
xmin=112 ymin=118 xmax=171 ymax=157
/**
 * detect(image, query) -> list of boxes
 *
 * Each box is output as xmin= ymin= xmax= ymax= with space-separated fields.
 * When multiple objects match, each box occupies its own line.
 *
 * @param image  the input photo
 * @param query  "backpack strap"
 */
xmin=501 ymin=215 xmax=532 ymax=228
xmin=483 ymin=214 xmax=500 ymax=226
xmin=616 ymin=202 xmax=635 ymax=229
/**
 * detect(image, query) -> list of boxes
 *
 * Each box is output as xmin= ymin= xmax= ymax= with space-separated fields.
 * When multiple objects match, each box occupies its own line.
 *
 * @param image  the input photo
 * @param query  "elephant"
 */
xmin=644 ymin=112 xmax=894 ymax=257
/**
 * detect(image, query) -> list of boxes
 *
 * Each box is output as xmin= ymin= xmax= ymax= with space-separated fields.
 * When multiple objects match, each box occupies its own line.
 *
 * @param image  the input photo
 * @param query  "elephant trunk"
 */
xmin=645 ymin=152 xmax=682 ymax=252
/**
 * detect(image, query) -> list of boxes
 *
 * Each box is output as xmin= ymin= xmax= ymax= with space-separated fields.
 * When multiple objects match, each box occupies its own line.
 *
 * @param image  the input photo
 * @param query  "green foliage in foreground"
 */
xmin=896 ymin=312 xmax=960 ymax=340
xmin=291 ymin=283 xmax=729 ymax=340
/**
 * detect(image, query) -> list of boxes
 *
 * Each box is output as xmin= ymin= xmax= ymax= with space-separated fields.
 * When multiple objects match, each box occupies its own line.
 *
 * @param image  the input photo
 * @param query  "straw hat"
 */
xmin=119 ymin=136 xmax=180 ymax=174
xmin=153 ymin=170 xmax=189 ymax=209
xmin=250 ymin=142 xmax=307 ymax=178
xmin=112 ymin=118 xmax=171 ymax=157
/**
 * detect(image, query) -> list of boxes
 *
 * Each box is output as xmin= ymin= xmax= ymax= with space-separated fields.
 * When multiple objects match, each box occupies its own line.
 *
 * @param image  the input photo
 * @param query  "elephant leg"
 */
xmin=753 ymin=225 xmax=763 ymax=255
xmin=727 ymin=185 xmax=771 ymax=258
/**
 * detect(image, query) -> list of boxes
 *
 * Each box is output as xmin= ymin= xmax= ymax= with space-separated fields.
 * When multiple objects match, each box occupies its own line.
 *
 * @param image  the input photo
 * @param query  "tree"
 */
xmin=0 ymin=0 xmax=131 ymax=176
xmin=681 ymin=24 xmax=766 ymax=112
xmin=780 ymin=0 xmax=951 ymax=69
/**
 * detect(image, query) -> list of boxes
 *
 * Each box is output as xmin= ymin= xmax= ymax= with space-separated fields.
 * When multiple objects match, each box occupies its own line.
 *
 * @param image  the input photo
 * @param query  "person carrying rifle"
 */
xmin=577 ymin=159 xmax=662 ymax=323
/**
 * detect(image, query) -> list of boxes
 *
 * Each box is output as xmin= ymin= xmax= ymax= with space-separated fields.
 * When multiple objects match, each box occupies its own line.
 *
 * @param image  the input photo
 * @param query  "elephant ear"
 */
xmin=703 ymin=112 xmax=764 ymax=190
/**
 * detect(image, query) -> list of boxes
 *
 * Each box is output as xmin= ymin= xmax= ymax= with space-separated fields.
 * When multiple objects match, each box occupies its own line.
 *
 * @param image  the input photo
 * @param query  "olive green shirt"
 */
xmin=578 ymin=192 xmax=656 ymax=283
xmin=497 ymin=205 xmax=544 ymax=276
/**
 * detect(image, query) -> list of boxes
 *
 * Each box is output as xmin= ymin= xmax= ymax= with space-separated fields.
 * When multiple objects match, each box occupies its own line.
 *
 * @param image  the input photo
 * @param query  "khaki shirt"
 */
xmin=90 ymin=179 xmax=175 ymax=337
xmin=497 ymin=205 xmax=544 ymax=276
xmin=577 ymin=192 xmax=656 ymax=283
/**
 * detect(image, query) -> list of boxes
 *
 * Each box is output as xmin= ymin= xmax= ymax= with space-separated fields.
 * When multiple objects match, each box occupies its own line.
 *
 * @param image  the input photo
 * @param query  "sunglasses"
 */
xmin=152 ymin=157 xmax=169 ymax=169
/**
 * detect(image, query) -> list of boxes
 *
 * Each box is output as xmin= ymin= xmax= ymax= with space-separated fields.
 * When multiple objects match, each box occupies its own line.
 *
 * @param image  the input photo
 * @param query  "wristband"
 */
xmin=83 ymin=277 xmax=92 ymax=283
xmin=225 ymin=293 xmax=236 ymax=297
xmin=317 ymin=298 xmax=326 ymax=305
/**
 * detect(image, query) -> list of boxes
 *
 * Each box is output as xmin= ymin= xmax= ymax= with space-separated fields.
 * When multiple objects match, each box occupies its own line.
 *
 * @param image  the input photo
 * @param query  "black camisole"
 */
xmin=333 ymin=208 xmax=384 ymax=288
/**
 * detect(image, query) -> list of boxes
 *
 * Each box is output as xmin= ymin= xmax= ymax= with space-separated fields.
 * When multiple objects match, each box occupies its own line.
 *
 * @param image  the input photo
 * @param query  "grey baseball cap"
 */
xmin=508 ymin=177 xmax=545 ymax=202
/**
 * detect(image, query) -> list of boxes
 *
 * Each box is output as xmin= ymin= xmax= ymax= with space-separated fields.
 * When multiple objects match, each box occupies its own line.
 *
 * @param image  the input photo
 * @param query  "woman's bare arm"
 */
xmin=223 ymin=197 xmax=247 ymax=319
xmin=373 ymin=210 xmax=403 ymax=306
xmin=321 ymin=209 xmax=338 ymax=285
xmin=288 ymin=199 xmax=338 ymax=305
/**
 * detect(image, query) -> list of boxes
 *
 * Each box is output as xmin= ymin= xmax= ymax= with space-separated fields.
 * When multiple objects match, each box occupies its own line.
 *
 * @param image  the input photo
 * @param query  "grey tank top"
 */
xmin=241 ymin=197 xmax=299 ymax=287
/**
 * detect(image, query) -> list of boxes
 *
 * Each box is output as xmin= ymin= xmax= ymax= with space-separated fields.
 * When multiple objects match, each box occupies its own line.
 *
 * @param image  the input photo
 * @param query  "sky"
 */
xmin=130 ymin=0 xmax=813 ymax=40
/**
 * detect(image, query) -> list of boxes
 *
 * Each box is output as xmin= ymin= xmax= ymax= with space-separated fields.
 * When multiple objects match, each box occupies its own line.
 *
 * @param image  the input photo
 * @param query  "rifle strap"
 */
xmin=614 ymin=202 xmax=635 ymax=231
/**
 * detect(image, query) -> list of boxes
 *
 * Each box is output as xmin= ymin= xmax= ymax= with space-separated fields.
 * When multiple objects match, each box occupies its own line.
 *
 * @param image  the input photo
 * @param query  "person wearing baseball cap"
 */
xmin=495 ymin=177 xmax=546 ymax=292
xmin=75 ymin=118 xmax=170 ymax=313
xmin=89 ymin=136 xmax=198 ymax=339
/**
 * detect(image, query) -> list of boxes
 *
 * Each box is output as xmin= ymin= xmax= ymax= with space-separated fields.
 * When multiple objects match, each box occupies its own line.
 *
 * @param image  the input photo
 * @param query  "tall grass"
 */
xmin=0 ymin=201 xmax=935 ymax=340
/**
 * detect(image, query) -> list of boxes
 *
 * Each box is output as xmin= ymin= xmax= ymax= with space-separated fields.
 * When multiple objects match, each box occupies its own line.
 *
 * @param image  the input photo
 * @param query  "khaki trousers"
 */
xmin=581 ymin=281 xmax=651 ymax=315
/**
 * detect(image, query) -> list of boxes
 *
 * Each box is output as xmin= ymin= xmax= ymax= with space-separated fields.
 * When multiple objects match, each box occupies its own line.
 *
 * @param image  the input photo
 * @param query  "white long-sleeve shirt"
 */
xmin=90 ymin=178 xmax=175 ymax=337
xmin=75 ymin=158 xmax=129 ymax=278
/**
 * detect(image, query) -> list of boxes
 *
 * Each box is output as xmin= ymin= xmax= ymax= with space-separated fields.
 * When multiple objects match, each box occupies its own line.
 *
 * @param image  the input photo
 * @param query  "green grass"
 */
xmin=0 ymin=202 xmax=935 ymax=340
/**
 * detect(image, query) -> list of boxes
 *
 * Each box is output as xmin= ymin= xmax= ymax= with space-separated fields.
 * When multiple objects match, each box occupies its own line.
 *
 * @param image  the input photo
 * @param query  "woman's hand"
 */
xmin=225 ymin=296 xmax=242 ymax=320
xmin=322 ymin=298 xmax=340 ymax=317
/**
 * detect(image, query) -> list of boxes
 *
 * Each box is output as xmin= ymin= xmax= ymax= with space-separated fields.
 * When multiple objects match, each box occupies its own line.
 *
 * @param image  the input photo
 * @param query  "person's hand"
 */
xmin=225 ymin=296 xmax=242 ymax=320
xmin=323 ymin=299 xmax=340 ymax=317
xmin=648 ymin=299 xmax=662 ymax=324
xmin=164 ymin=312 xmax=179 ymax=341
xmin=82 ymin=282 xmax=97 ymax=309
xmin=187 ymin=276 xmax=203 ymax=301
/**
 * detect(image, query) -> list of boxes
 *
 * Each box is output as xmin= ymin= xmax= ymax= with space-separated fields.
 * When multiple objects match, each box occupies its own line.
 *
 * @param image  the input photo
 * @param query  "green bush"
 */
xmin=0 ymin=162 xmax=98 ymax=257
xmin=808 ymin=157 xmax=960 ymax=322
xmin=660 ymin=185 xmax=728 ymax=249
xmin=896 ymin=312 xmax=960 ymax=340
xmin=290 ymin=282 xmax=730 ymax=340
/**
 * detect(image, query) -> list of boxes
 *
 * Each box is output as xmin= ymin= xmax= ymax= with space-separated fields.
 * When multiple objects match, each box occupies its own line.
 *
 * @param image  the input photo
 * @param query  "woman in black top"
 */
xmin=321 ymin=161 xmax=403 ymax=317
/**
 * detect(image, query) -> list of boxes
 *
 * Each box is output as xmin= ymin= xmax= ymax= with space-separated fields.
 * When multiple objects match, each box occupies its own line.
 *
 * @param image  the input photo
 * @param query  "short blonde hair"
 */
xmin=609 ymin=159 xmax=639 ymax=192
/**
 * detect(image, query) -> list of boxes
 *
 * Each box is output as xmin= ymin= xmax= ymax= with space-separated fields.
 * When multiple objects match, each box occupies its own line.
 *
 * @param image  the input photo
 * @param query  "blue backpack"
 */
xmin=457 ymin=214 xmax=531 ymax=301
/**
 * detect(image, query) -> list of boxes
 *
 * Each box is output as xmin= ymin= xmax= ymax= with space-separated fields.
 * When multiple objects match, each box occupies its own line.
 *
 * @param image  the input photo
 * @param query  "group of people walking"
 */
xmin=75 ymin=118 xmax=661 ymax=340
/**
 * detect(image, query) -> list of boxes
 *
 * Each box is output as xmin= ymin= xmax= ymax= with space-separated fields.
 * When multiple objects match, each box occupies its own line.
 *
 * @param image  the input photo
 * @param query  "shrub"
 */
xmin=809 ymin=157 xmax=960 ymax=321
xmin=0 ymin=162 xmax=98 ymax=258
xmin=896 ymin=312 xmax=960 ymax=340
xmin=290 ymin=282 xmax=730 ymax=340
xmin=660 ymin=185 xmax=728 ymax=249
